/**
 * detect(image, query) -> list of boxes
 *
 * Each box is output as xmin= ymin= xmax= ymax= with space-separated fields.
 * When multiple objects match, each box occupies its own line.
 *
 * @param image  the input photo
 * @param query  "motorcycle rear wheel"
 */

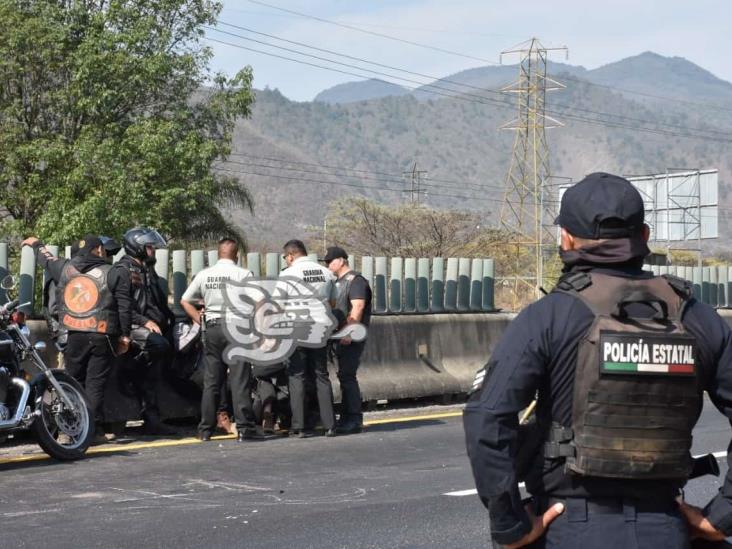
xmin=32 ymin=371 xmax=94 ymax=460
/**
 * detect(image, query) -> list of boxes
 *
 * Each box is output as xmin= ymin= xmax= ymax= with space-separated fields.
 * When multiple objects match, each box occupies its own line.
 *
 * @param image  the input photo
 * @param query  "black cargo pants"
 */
xmin=333 ymin=340 xmax=365 ymax=425
xmin=198 ymin=322 xmax=256 ymax=436
xmin=64 ymin=332 xmax=115 ymax=425
xmin=287 ymin=346 xmax=335 ymax=431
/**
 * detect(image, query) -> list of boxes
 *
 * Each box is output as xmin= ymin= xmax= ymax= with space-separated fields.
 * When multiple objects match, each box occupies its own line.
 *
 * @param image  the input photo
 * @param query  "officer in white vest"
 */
xmin=279 ymin=239 xmax=337 ymax=438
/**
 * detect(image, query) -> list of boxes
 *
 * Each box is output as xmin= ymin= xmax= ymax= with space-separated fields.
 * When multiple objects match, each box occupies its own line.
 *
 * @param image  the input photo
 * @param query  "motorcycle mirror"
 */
xmin=0 ymin=275 xmax=17 ymax=291
xmin=33 ymin=341 xmax=47 ymax=352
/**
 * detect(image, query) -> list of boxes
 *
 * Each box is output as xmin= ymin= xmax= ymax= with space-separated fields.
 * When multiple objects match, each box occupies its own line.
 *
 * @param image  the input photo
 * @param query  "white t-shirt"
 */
xmin=181 ymin=259 xmax=252 ymax=319
xmin=279 ymin=256 xmax=337 ymax=303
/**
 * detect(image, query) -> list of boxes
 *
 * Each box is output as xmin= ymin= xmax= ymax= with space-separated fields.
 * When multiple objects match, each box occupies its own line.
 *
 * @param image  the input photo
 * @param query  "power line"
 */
xmin=213 ymin=166 xmax=500 ymax=202
xmin=205 ymin=27 xmax=510 ymax=108
xmin=207 ymin=26 xmax=732 ymax=143
xmin=215 ymin=166 xmax=730 ymax=220
xmin=203 ymin=36 xmax=504 ymax=109
xmin=216 ymin=21 xmax=507 ymax=98
xmin=246 ymin=0 xmax=500 ymax=65
xmin=559 ymin=74 xmax=732 ymax=115
xmin=246 ymin=1 xmax=732 ymax=116
xmin=226 ymin=152 xmax=508 ymax=191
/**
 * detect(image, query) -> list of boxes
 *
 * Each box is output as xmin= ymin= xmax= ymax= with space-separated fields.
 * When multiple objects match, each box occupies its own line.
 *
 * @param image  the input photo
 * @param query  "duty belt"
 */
xmin=537 ymin=495 xmax=678 ymax=516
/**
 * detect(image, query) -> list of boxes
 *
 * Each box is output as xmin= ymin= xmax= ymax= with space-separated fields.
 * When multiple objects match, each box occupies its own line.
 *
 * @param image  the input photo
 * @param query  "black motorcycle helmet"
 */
xmin=123 ymin=228 xmax=167 ymax=264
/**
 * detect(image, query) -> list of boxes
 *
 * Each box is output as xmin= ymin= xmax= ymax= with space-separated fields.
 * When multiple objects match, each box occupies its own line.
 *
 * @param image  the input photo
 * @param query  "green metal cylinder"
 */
xmin=389 ymin=257 xmax=403 ymax=313
xmin=692 ymin=267 xmax=702 ymax=301
xmin=266 ymin=253 xmax=280 ymax=279
xmin=444 ymin=258 xmax=458 ymax=311
xmin=417 ymin=258 xmax=430 ymax=313
xmin=190 ymin=250 xmax=205 ymax=277
xmin=374 ymin=257 xmax=387 ymax=313
xmin=403 ymin=258 xmax=416 ymax=313
xmin=469 ymin=259 xmax=483 ymax=311
xmin=431 ymin=257 xmax=445 ymax=312
xmin=457 ymin=257 xmax=471 ymax=311
xmin=482 ymin=259 xmax=495 ymax=311
xmin=19 ymin=245 xmax=36 ymax=314
xmin=247 ymin=252 xmax=261 ymax=277
xmin=718 ymin=266 xmax=728 ymax=307
xmin=361 ymin=256 xmax=374 ymax=288
xmin=0 ymin=243 xmax=8 ymax=303
xmin=709 ymin=266 xmax=719 ymax=307
xmin=172 ymin=250 xmax=187 ymax=311
xmin=155 ymin=249 xmax=170 ymax=297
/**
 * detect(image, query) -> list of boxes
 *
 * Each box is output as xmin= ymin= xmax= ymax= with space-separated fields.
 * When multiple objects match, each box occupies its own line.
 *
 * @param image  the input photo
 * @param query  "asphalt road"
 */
xmin=0 ymin=400 xmax=729 ymax=549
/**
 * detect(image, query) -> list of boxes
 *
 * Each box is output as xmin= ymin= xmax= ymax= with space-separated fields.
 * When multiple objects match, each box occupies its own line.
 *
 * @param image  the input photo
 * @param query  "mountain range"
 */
xmin=226 ymin=52 xmax=732 ymax=253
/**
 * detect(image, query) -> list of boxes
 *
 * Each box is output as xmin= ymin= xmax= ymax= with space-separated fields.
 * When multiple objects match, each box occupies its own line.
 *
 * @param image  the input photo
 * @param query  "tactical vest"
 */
xmin=59 ymin=263 xmax=119 ymax=335
xmin=547 ymin=271 xmax=701 ymax=480
xmin=335 ymin=271 xmax=362 ymax=323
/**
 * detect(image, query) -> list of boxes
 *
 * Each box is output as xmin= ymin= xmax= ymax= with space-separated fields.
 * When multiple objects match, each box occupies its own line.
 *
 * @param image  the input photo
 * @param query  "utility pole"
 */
xmin=499 ymin=38 xmax=567 ymax=305
xmin=403 ymin=162 xmax=427 ymax=205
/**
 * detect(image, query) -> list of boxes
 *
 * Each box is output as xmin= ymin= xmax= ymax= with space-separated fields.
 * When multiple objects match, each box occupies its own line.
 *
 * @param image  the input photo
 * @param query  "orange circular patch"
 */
xmin=63 ymin=277 xmax=99 ymax=314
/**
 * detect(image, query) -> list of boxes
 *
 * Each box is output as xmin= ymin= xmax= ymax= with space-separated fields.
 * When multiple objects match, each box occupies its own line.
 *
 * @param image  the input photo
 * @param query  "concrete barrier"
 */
xmin=25 ymin=307 xmax=732 ymax=423
xmin=26 ymin=312 xmax=516 ymax=421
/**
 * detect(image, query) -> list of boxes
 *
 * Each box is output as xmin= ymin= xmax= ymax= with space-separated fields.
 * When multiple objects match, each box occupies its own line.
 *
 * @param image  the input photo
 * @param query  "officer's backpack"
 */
xmin=547 ymin=271 xmax=702 ymax=480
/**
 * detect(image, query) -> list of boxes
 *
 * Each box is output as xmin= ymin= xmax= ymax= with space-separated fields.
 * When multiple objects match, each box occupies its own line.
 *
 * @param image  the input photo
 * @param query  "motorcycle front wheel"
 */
xmin=31 ymin=371 xmax=94 ymax=460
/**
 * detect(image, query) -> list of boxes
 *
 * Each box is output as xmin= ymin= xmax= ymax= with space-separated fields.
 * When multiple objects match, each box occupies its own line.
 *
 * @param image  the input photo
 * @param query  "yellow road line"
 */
xmin=364 ymin=410 xmax=463 ymax=426
xmin=0 ymin=410 xmax=462 ymax=465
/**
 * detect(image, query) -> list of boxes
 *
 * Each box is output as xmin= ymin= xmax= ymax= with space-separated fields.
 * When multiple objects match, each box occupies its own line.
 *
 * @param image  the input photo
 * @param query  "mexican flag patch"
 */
xmin=599 ymin=332 xmax=697 ymax=376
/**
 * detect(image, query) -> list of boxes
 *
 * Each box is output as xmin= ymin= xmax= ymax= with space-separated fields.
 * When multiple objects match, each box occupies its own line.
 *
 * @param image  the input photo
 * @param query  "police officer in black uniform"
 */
xmin=23 ymin=235 xmax=133 ymax=443
xmin=464 ymin=173 xmax=732 ymax=548
xmin=325 ymin=246 xmax=372 ymax=434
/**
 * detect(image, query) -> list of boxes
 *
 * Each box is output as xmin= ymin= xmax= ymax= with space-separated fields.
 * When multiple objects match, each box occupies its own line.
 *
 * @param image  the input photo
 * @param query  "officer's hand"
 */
xmin=21 ymin=237 xmax=39 ymax=248
xmin=341 ymin=335 xmax=352 ymax=346
xmin=678 ymin=500 xmax=726 ymax=542
xmin=144 ymin=320 xmax=161 ymax=335
xmin=504 ymin=503 xmax=564 ymax=549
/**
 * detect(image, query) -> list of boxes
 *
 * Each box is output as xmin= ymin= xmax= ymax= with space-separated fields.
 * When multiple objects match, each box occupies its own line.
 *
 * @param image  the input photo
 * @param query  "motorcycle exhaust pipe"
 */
xmin=0 ymin=378 xmax=31 ymax=429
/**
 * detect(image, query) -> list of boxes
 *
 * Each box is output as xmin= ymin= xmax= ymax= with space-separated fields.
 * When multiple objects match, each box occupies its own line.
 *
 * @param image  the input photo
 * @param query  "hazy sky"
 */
xmin=208 ymin=0 xmax=732 ymax=102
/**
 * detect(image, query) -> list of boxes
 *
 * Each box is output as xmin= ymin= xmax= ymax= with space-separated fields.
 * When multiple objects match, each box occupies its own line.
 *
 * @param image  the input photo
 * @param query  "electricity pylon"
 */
xmin=403 ymin=162 xmax=427 ymax=205
xmin=499 ymin=38 xmax=568 ymax=304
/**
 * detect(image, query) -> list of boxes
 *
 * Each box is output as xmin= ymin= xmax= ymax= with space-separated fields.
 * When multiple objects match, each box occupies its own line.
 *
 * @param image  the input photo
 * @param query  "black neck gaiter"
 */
xmin=559 ymin=237 xmax=651 ymax=273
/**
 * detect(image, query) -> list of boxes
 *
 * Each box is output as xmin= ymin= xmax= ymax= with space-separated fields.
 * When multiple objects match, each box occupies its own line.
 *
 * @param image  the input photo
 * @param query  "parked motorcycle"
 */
xmin=0 ymin=276 xmax=94 ymax=460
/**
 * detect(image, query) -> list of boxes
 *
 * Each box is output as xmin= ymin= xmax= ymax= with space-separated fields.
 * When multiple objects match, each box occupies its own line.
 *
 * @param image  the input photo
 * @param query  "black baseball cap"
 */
xmin=77 ymin=234 xmax=103 ymax=255
xmin=555 ymin=172 xmax=645 ymax=239
xmin=100 ymin=236 xmax=121 ymax=256
xmin=323 ymin=246 xmax=348 ymax=263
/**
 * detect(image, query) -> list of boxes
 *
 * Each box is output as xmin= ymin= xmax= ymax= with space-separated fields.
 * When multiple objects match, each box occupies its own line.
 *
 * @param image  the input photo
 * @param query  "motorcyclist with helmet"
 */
xmin=115 ymin=227 xmax=176 ymax=435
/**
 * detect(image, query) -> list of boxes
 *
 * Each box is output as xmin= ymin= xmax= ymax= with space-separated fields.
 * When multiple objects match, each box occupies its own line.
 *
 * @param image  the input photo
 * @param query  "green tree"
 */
xmin=0 ymin=0 xmax=254 ymax=246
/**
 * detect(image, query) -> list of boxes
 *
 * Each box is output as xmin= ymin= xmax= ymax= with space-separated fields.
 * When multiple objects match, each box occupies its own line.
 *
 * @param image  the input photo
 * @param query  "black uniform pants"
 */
xmin=334 ymin=341 xmax=365 ymax=424
xmin=288 ymin=346 xmax=335 ymax=431
xmin=198 ymin=324 xmax=255 ymax=435
xmin=524 ymin=496 xmax=690 ymax=549
xmin=64 ymin=332 xmax=114 ymax=425
xmin=127 ymin=327 xmax=170 ymax=420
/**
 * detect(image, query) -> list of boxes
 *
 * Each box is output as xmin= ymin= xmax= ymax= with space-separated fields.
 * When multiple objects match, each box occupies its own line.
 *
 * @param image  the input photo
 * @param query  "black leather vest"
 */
xmin=59 ymin=263 xmax=119 ymax=335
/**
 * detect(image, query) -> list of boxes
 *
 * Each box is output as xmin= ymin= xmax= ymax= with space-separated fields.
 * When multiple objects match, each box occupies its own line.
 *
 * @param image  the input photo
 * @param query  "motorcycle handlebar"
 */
xmin=1 ymin=300 xmax=19 ymax=315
